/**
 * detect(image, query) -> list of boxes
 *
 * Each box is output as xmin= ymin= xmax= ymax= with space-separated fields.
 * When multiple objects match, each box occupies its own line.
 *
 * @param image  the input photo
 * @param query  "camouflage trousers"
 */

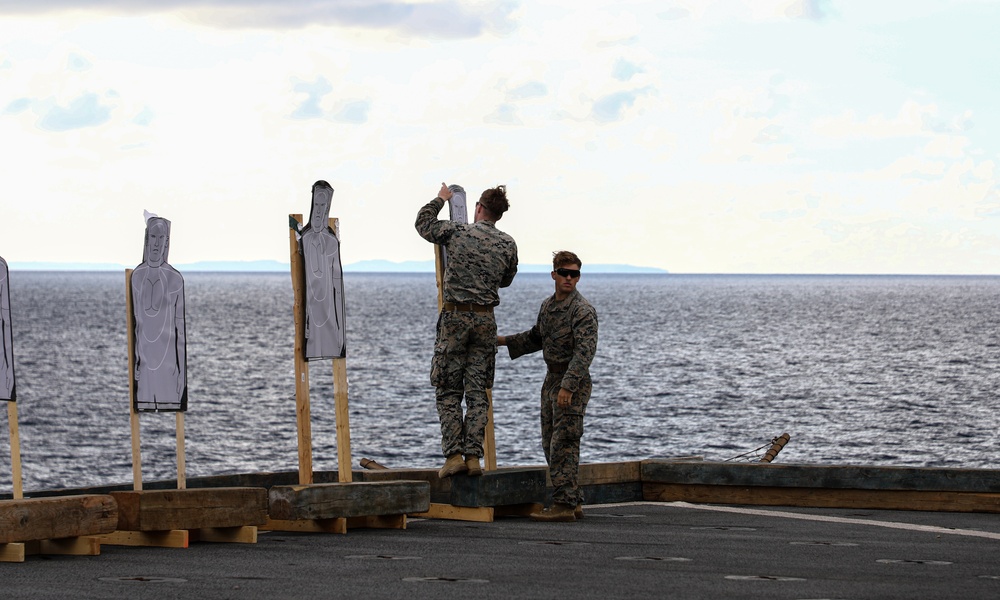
xmin=431 ymin=310 xmax=497 ymax=458
xmin=540 ymin=370 xmax=591 ymax=506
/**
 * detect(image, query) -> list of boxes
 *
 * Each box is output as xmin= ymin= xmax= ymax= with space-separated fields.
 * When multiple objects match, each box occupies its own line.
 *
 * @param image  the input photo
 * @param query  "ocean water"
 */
xmin=1 ymin=271 xmax=999 ymax=492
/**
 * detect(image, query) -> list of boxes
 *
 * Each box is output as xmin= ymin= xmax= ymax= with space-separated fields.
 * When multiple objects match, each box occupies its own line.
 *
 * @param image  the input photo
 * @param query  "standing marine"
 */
xmin=415 ymin=182 xmax=518 ymax=478
xmin=499 ymin=251 xmax=598 ymax=522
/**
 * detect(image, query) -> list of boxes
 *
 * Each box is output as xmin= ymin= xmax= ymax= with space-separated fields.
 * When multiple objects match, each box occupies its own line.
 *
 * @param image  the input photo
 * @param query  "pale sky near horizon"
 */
xmin=1 ymin=0 xmax=998 ymax=274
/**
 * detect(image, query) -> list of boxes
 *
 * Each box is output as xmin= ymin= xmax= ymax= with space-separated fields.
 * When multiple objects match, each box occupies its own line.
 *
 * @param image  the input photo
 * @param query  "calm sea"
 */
xmin=1 ymin=271 xmax=999 ymax=492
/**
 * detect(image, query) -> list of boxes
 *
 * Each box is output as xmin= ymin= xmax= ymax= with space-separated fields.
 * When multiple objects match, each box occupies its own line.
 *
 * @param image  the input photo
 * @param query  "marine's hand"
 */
xmin=438 ymin=182 xmax=453 ymax=201
xmin=497 ymin=335 xmax=506 ymax=346
xmin=558 ymin=388 xmax=573 ymax=408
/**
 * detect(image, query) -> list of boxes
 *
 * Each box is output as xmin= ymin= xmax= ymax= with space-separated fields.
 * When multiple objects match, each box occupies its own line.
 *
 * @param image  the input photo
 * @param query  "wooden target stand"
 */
xmin=261 ymin=215 xmax=428 ymax=535
xmin=409 ymin=227 xmax=545 ymax=522
xmin=97 ymin=270 xmax=268 ymax=550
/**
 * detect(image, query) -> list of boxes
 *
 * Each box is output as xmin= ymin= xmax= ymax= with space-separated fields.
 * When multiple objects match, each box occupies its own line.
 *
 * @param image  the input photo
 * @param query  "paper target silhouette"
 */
xmin=299 ymin=180 xmax=347 ymax=360
xmin=0 ymin=255 xmax=15 ymax=402
xmin=130 ymin=216 xmax=188 ymax=412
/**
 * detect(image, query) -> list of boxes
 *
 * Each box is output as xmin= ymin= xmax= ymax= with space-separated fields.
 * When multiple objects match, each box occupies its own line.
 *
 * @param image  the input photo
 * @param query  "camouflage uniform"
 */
xmin=505 ymin=289 xmax=598 ymax=506
xmin=415 ymin=197 xmax=518 ymax=458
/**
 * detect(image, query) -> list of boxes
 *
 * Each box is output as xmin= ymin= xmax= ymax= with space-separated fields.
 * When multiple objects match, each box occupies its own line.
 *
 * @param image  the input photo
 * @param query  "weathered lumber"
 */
xmin=351 ymin=468 xmax=452 ymax=503
xmin=0 ymin=495 xmax=117 ymax=544
xmin=411 ymin=504 xmax=494 ymax=522
xmin=268 ymin=481 xmax=430 ymax=521
xmin=100 ymin=529 xmax=189 ymax=548
xmin=579 ymin=461 xmax=642 ymax=486
xmin=448 ymin=467 xmax=547 ymax=508
xmin=110 ymin=488 xmax=267 ymax=531
xmin=262 ymin=517 xmax=346 ymax=534
xmin=641 ymin=460 xmax=1000 ymax=493
xmin=644 ymin=483 xmax=1000 ymax=513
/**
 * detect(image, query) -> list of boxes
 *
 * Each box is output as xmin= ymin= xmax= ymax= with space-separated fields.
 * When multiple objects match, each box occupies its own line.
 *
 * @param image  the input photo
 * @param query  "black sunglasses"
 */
xmin=555 ymin=268 xmax=581 ymax=278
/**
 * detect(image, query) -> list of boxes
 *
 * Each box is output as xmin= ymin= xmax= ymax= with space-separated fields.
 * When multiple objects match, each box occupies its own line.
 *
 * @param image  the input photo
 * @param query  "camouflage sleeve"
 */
xmin=500 ymin=245 xmax=518 ymax=289
xmin=505 ymin=306 xmax=543 ymax=360
xmin=560 ymin=304 xmax=598 ymax=393
xmin=415 ymin=197 xmax=454 ymax=244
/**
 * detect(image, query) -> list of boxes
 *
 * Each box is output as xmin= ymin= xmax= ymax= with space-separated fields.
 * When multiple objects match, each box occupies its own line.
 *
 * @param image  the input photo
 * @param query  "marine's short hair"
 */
xmin=552 ymin=250 xmax=581 ymax=270
xmin=478 ymin=185 xmax=509 ymax=219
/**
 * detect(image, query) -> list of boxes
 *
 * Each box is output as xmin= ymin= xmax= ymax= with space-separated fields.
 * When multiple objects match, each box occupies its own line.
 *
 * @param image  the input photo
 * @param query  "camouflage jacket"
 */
xmin=505 ymin=289 xmax=598 ymax=393
xmin=415 ymin=197 xmax=518 ymax=306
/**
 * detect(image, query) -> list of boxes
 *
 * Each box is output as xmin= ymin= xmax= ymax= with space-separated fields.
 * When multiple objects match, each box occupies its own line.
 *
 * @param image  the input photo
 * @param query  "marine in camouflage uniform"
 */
xmin=415 ymin=183 xmax=518 ymax=477
xmin=501 ymin=251 xmax=597 ymax=521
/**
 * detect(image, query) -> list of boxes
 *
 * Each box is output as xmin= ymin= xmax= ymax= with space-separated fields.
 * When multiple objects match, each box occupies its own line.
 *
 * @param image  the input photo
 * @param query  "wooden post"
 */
xmin=176 ymin=412 xmax=186 ymax=489
xmin=760 ymin=433 xmax=790 ymax=464
xmin=333 ymin=358 xmax=352 ymax=483
xmin=7 ymin=402 xmax=22 ymax=500
xmin=288 ymin=214 xmax=314 ymax=485
xmin=125 ymin=269 xmax=143 ymax=491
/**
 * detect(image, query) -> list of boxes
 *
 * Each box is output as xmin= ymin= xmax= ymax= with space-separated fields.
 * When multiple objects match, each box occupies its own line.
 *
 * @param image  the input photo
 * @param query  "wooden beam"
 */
xmin=268 ymin=481 xmax=430 ymax=521
xmin=7 ymin=402 xmax=22 ymax=499
xmin=0 ymin=495 xmax=117 ymax=544
xmin=579 ymin=461 xmax=643 ymax=486
xmin=111 ymin=488 xmax=268 ymax=531
xmin=176 ymin=413 xmax=186 ymax=489
xmin=333 ymin=358 xmax=352 ymax=483
xmin=643 ymin=483 xmax=1000 ymax=513
xmin=125 ymin=269 xmax=143 ymax=491
xmin=448 ymin=467 xmax=547 ymax=508
xmin=411 ymin=503 xmax=494 ymax=522
xmin=262 ymin=517 xmax=347 ymax=534
xmin=288 ymin=213 xmax=313 ymax=485
xmin=483 ymin=389 xmax=497 ymax=471
xmin=100 ymin=529 xmax=189 ymax=548
xmin=0 ymin=543 xmax=25 ymax=562
xmin=641 ymin=460 xmax=1000 ymax=493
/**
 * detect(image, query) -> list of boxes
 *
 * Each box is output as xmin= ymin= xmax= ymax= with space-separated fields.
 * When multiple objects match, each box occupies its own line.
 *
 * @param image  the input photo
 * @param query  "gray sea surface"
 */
xmin=1 ymin=271 xmax=999 ymax=492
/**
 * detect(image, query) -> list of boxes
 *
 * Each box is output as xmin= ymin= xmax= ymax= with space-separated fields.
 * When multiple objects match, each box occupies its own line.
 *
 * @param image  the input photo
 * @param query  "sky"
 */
xmin=0 ymin=0 xmax=998 ymax=274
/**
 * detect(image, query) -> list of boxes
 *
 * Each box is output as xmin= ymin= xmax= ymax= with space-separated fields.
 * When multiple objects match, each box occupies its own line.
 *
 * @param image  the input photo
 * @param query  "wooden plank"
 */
xmin=641 ymin=460 xmax=1000 ymax=493
xmin=484 ymin=389 xmax=497 ymax=471
xmin=449 ymin=467 xmax=547 ymax=508
xmin=37 ymin=536 xmax=102 ymax=556
xmin=125 ymin=269 xmax=143 ymax=491
xmin=411 ymin=503 xmax=494 ymax=522
xmin=100 ymin=529 xmax=189 ymax=548
xmin=262 ymin=517 xmax=347 ymax=534
xmin=190 ymin=526 xmax=257 ymax=544
xmin=0 ymin=495 xmax=118 ymax=544
xmin=176 ymin=412 xmax=186 ymax=489
xmin=346 ymin=514 xmax=406 ymax=530
xmin=111 ymin=488 xmax=268 ymax=531
xmin=268 ymin=481 xmax=430 ymax=521
xmin=579 ymin=461 xmax=643 ymax=486
xmin=333 ymin=357 xmax=352 ymax=483
xmin=0 ymin=543 xmax=25 ymax=562
xmin=289 ymin=213 xmax=313 ymax=485
xmin=643 ymin=483 xmax=1000 ymax=513
xmin=7 ymin=402 xmax=22 ymax=499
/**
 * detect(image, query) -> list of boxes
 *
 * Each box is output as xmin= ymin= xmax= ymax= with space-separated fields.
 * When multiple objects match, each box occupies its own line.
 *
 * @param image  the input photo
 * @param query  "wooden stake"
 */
xmin=125 ymin=269 xmax=143 ymax=491
xmin=7 ymin=402 xmax=22 ymax=500
xmin=176 ymin=412 xmax=186 ymax=489
xmin=288 ymin=213 xmax=314 ymax=485
xmin=333 ymin=358 xmax=352 ymax=483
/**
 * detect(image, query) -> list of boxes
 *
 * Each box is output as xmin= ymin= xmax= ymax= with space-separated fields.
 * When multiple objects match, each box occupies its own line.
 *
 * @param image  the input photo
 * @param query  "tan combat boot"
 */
xmin=464 ymin=455 xmax=483 ymax=477
xmin=529 ymin=503 xmax=577 ymax=522
xmin=575 ymin=505 xmax=584 ymax=520
xmin=438 ymin=454 xmax=468 ymax=478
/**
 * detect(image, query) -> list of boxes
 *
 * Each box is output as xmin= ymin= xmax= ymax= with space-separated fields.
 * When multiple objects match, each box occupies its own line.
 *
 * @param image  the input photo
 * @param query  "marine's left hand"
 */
xmin=558 ymin=388 xmax=573 ymax=408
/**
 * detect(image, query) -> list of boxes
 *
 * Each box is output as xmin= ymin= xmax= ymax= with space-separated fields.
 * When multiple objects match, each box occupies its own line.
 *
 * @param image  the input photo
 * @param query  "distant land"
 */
xmin=8 ymin=259 xmax=668 ymax=274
